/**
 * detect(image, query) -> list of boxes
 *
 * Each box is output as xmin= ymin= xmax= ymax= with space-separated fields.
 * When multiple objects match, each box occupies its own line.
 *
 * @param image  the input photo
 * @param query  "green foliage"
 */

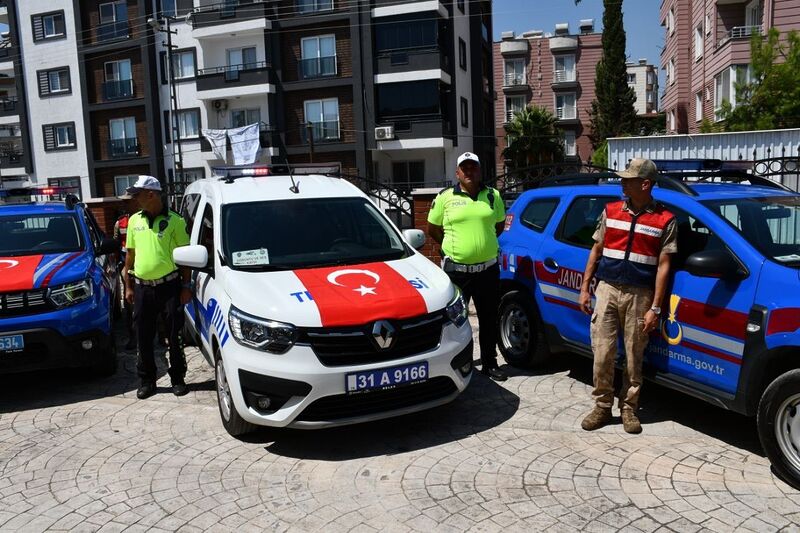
xmin=717 ymin=29 xmax=800 ymax=131
xmin=502 ymin=105 xmax=565 ymax=170
xmin=635 ymin=113 xmax=667 ymax=136
xmin=588 ymin=0 xmax=638 ymax=147
xmin=591 ymin=139 xmax=609 ymax=168
xmin=699 ymin=118 xmax=725 ymax=133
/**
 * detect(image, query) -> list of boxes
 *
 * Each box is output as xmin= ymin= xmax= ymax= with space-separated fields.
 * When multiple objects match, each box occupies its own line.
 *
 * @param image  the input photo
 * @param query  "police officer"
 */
xmin=123 ymin=176 xmax=191 ymax=399
xmin=114 ymin=194 xmax=137 ymax=350
xmin=578 ymin=158 xmax=677 ymax=433
xmin=427 ymin=152 xmax=508 ymax=381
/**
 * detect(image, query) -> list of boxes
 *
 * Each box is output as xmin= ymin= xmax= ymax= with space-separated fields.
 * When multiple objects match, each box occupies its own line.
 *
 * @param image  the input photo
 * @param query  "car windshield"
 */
xmin=0 ymin=213 xmax=83 ymax=256
xmin=702 ymin=196 xmax=800 ymax=267
xmin=222 ymin=197 xmax=408 ymax=270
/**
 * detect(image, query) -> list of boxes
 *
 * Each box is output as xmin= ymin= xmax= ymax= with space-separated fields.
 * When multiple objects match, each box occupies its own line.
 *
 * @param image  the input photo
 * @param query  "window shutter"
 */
xmin=163 ymin=111 xmax=171 ymax=143
xmin=43 ymin=125 xmax=55 ymax=150
xmin=32 ymin=16 xmax=45 ymax=41
xmin=38 ymin=70 xmax=50 ymax=96
xmin=159 ymin=51 xmax=167 ymax=84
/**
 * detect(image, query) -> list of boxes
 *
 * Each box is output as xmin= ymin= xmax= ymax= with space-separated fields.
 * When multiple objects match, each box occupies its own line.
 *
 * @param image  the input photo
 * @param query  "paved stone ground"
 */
xmin=2 ymin=317 xmax=800 ymax=532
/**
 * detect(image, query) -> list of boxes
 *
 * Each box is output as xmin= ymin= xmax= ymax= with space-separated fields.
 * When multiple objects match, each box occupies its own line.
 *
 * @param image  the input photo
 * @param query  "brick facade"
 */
xmin=89 ymin=107 xmax=149 ymax=161
xmin=284 ymin=86 xmax=355 ymax=146
xmin=84 ymin=48 xmax=145 ymax=105
xmin=281 ymin=24 xmax=353 ymax=83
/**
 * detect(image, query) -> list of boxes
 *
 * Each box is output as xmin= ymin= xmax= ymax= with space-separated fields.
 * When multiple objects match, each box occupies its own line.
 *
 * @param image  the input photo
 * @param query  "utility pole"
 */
xmin=306 ymin=122 xmax=315 ymax=163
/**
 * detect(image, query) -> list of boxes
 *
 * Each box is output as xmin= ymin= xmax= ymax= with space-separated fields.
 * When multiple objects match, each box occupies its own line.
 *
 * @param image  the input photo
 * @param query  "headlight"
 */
xmin=228 ymin=306 xmax=296 ymax=354
xmin=445 ymin=286 xmax=468 ymax=328
xmin=48 ymin=279 xmax=93 ymax=308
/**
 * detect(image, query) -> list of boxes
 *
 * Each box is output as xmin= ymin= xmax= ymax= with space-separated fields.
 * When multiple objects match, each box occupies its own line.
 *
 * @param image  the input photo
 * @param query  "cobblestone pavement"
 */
xmin=2 ymin=318 xmax=800 ymax=532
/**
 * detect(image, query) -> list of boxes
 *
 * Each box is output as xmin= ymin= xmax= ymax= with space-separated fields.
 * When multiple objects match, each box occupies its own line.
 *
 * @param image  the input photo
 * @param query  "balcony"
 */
xmin=505 ymin=110 xmax=523 ymax=123
xmin=0 ymin=125 xmax=21 ymax=138
xmin=549 ymin=36 xmax=578 ymax=52
xmin=97 ymin=21 xmax=130 ymax=43
xmin=195 ymin=61 xmax=274 ymax=98
xmin=717 ymin=25 xmax=762 ymax=48
xmin=500 ymin=40 xmax=528 ymax=55
xmin=374 ymin=115 xmax=455 ymax=150
xmin=299 ymin=56 xmax=337 ymax=80
xmin=191 ymin=1 xmax=270 ymax=37
xmin=301 ymin=120 xmax=340 ymax=143
xmin=556 ymin=106 xmax=578 ymax=124
xmin=552 ymin=70 xmax=578 ymax=88
xmin=502 ymin=73 xmax=527 ymax=92
xmin=108 ymin=138 xmax=139 ymax=158
xmin=103 ymin=79 xmax=134 ymax=101
xmin=371 ymin=0 xmax=448 ymax=19
xmin=0 ymin=96 xmax=18 ymax=117
xmin=376 ymin=48 xmax=450 ymax=78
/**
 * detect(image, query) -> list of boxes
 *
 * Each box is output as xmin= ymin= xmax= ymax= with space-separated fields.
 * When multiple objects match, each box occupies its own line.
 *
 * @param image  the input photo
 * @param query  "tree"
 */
xmin=502 ymin=105 xmax=565 ymax=170
xmin=587 ymin=0 xmax=638 ymax=147
xmin=717 ymin=28 xmax=800 ymax=131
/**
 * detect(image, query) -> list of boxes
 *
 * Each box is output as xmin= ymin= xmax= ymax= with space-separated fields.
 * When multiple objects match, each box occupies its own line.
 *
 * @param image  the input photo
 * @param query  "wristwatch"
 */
xmin=650 ymin=306 xmax=662 ymax=315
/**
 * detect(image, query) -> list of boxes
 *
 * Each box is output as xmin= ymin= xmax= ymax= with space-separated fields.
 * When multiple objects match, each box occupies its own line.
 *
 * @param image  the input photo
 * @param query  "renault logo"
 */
xmin=372 ymin=320 xmax=395 ymax=350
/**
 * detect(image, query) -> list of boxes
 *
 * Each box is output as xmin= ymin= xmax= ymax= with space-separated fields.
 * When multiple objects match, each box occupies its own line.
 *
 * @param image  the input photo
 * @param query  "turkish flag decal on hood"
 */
xmin=0 ymin=255 xmax=45 ymax=292
xmin=293 ymin=261 xmax=429 ymax=327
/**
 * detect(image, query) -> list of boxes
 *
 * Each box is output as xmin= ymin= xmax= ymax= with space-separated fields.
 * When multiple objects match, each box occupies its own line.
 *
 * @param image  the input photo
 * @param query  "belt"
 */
xmin=444 ymin=258 xmax=497 ymax=274
xmin=134 ymin=271 xmax=179 ymax=286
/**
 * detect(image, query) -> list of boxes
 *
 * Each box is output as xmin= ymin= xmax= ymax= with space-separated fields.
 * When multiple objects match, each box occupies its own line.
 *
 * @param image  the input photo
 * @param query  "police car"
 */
xmin=0 ymin=190 xmax=119 ymax=376
xmin=173 ymin=166 xmax=473 ymax=436
xmin=496 ymin=161 xmax=800 ymax=487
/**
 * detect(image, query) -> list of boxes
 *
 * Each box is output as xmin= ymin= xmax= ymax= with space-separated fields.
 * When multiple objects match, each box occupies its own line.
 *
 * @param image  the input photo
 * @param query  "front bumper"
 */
xmin=0 ymin=327 xmax=112 ymax=375
xmin=220 ymin=320 xmax=474 ymax=428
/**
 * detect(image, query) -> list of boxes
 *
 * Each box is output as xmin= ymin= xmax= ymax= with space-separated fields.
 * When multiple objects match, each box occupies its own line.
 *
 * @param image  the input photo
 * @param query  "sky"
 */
xmin=493 ymin=0 xmax=665 ymax=80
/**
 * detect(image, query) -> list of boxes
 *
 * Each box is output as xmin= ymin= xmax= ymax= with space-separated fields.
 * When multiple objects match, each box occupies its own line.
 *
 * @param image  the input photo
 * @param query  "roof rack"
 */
xmin=212 ymin=163 xmax=339 ymax=183
xmin=538 ymin=172 xmax=697 ymax=195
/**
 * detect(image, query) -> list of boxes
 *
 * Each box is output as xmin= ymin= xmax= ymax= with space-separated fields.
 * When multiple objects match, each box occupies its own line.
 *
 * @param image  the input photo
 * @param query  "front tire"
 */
xmin=215 ymin=352 xmax=258 ymax=437
xmin=497 ymin=290 xmax=550 ymax=368
xmin=758 ymin=369 xmax=800 ymax=490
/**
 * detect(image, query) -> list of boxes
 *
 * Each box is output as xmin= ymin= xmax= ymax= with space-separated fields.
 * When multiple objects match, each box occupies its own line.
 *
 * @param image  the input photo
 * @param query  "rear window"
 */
xmin=0 ymin=213 xmax=84 ymax=256
xmin=519 ymin=198 xmax=559 ymax=233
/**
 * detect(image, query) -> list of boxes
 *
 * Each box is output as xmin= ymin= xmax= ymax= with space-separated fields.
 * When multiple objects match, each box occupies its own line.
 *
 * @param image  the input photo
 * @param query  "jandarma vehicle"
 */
xmin=496 ymin=160 xmax=800 ymax=488
xmin=0 ymin=190 xmax=119 ymax=376
xmin=174 ymin=166 xmax=474 ymax=436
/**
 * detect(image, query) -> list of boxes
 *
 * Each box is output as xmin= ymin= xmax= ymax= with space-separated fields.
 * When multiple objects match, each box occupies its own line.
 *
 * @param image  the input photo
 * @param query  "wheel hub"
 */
xmin=775 ymin=393 xmax=800 ymax=473
xmin=217 ymin=359 xmax=233 ymax=422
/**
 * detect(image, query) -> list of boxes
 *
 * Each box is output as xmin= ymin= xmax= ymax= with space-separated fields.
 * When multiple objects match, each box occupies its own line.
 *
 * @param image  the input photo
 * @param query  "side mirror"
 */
xmin=403 ymin=229 xmax=426 ymax=250
xmin=684 ymin=249 xmax=746 ymax=280
xmin=97 ymin=237 xmax=118 ymax=256
xmin=173 ymin=245 xmax=210 ymax=269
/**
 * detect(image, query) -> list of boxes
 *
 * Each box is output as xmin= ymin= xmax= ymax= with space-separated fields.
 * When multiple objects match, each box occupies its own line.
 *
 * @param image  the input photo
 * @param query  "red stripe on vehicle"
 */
xmin=0 ymin=255 xmax=44 ymax=291
xmin=767 ymin=308 xmax=800 ymax=336
xmin=40 ymin=252 xmax=82 ymax=288
xmin=680 ymin=339 xmax=742 ymax=365
xmin=534 ymin=261 xmax=560 ymax=284
xmin=543 ymin=295 xmax=583 ymax=313
xmin=674 ymin=298 xmax=748 ymax=340
xmin=293 ymin=262 xmax=428 ymax=327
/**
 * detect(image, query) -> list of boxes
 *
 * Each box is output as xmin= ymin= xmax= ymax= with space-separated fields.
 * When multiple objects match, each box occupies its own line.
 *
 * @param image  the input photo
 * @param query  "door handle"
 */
xmin=544 ymin=258 xmax=559 ymax=271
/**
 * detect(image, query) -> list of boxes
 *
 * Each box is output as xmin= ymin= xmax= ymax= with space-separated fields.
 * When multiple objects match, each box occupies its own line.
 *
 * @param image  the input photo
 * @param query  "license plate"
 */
xmin=0 ymin=334 xmax=24 ymax=353
xmin=346 ymin=362 xmax=428 ymax=393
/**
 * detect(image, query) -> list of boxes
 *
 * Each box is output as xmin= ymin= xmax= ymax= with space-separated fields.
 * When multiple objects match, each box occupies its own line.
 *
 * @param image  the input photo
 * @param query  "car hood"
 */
xmin=0 ymin=252 xmax=90 ymax=292
xmin=223 ymin=253 xmax=455 ymax=328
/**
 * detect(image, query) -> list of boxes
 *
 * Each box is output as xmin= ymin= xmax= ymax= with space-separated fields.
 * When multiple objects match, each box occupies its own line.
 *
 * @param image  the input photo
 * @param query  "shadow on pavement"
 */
xmin=249 ymin=371 xmax=520 ymax=460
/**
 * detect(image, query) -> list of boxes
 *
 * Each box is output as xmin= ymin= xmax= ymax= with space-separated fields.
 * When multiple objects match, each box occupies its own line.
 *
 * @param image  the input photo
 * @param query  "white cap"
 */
xmin=457 ymin=152 xmax=480 ymax=167
xmin=126 ymin=175 xmax=162 ymax=194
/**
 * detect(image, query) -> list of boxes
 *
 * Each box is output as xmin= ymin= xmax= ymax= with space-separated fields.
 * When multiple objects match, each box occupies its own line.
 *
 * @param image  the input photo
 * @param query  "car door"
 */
xmin=535 ymin=193 xmax=618 ymax=347
xmin=644 ymin=201 xmax=761 ymax=395
xmin=179 ymin=193 xmax=203 ymax=337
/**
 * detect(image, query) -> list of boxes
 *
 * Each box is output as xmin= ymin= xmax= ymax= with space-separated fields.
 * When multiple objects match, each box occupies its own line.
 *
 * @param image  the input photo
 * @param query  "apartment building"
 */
xmin=661 ymin=0 xmax=800 ymax=134
xmin=493 ymin=20 xmax=602 ymax=175
xmin=1 ymin=0 xmax=494 ymax=199
xmin=626 ymin=59 xmax=659 ymax=116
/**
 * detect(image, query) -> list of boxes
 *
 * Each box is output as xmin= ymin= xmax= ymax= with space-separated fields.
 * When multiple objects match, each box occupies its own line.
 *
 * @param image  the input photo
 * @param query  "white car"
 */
xmin=174 ymin=166 xmax=474 ymax=436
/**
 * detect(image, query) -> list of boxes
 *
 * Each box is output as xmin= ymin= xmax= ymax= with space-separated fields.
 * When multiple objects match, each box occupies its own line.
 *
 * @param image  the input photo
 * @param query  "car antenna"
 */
xmin=285 ymin=159 xmax=300 ymax=194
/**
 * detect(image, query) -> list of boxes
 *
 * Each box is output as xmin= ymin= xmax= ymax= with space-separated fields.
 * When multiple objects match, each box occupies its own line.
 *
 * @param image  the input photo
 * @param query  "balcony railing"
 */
xmin=97 ymin=21 xmax=130 ymax=43
xmin=503 ymin=73 xmax=525 ymax=87
xmin=0 ymin=97 xmax=17 ymax=114
xmin=0 ymin=151 xmax=23 ymax=166
xmin=556 ymin=106 xmax=577 ymax=120
xmin=554 ymin=70 xmax=576 ymax=83
xmin=108 ymin=138 xmax=139 ymax=158
xmin=197 ymin=60 xmax=268 ymax=79
xmin=505 ymin=110 xmax=522 ymax=123
xmin=718 ymin=25 xmax=762 ymax=47
xmin=191 ymin=0 xmax=270 ymax=28
xmin=103 ymin=79 xmax=134 ymax=101
xmin=0 ymin=126 xmax=21 ymax=137
xmin=299 ymin=56 xmax=337 ymax=80
xmin=301 ymin=120 xmax=340 ymax=143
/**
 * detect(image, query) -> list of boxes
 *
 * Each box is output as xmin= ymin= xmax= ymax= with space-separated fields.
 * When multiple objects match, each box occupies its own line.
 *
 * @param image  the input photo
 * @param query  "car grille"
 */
xmin=295 ymin=376 xmax=457 ymax=422
xmin=0 ymin=290 xmax=50 ymax=317
xmin=297 ymin=312 xmax=446 ymax=366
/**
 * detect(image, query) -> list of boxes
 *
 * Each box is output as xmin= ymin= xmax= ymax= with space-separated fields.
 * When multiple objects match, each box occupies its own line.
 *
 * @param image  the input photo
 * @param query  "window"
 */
xmin=647 ymin=71 xmax=655 ymax=85
xmin=458 ymin=38 xmax=467 ymax=71
xmin=37 ymin=67 xmax=70 ymax=97
xmin=297 ymin=0 xmax=333 ymax=14
xmin=43 ymin=122 xmax=76 ymax=151
xmin=303 ymin=98 xmax=340 ymax=141
xmin=705 ymin=14 xmax=711 ymax=35
xmin=554 ymin=55 xmax=575 ymax=82
xmin=460 ymin=97 xmax=468 ymax=128
xmin=558 ymin=196 xmax=616 ymax=248
xmin=695 ymin=92 xmax=703 ymax=122
xmin=105 ymin=60 xmax=131 ymax=82
xmin=376 ymin=80 xmax=440 ymax=118
xmin=563 ymin=130 xmax=576 ymax=157
xmin=714 ymin=65 xmax=752 ymax=121
xmin=301 ymin=36 xmax=336 ymax=79
xmin=505 ymin=95 xmax=525 ymax=122
xmin=98 ymin=1 xmax=128 ymax=41
xmin=104 ymin=59 xmax=133 ymax=99
xmin=647 ymin=91 xmax=655 ymax=103
xmin=109 ymin=117 xmax=137 ymax=157
xmin=169 ymin=50 xmax=196 ymax=80
xmin=226 ymin=47 xmax=258 ymax=70
xmin=695 ymin=24 xmax=704 ymax=60
xmin=504 ymin=59 xmax=525 ymax=86
xmin=520 ymin=198 xmax=560 ymax=233
xmin=114 ymin=175 xmax=138 ymax=196
xmin=556 ymin=93 xmax=576 ymax=120
xmin=199 ymin=204 xmax=215 ymax=271
xmin=391 ymin=161 xmax=425 ymax=189
xmin=375 ymin=18 xmax=438 ymax=52
xmin=627 ymin=73 xmax=636 ymax=84
xmin=32 ymin=11 xmax=66 ymax=41
xmin=230 ymin=108 xmax=261 ymax=128
xmin=161 ymin=0 xmax=177 ymax=16
xmin=457 ymin=0 xmax=464 ymax=12
xmin=668 ymin=58 xmax=675 ymax=85
xmin=180 ymin=193 xmax=202 ymax=237
xmin=669 ymin=109 xmax=676 ymax=131
xmin=668 ymin=7 xmax=675 ymax=35
xmin=664 ymin=204 xmax=728 ymax=268
xmin=176 ymin=109 xmax=200 ymax=139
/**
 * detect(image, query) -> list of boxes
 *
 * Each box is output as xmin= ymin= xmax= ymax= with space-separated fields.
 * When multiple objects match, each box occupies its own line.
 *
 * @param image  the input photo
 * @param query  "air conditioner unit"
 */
xmin=375 ymin=125 xmax=394 ymax=141
xmin=213 ymin=99 xmax=228 ymax=111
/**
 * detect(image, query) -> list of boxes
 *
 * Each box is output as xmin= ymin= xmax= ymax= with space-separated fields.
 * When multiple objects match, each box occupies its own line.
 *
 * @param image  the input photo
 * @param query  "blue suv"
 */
xmin=497 ymin=165 xmax=800 ymax=487
xmin=0 ymin=193 xmax=119 ymax=376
